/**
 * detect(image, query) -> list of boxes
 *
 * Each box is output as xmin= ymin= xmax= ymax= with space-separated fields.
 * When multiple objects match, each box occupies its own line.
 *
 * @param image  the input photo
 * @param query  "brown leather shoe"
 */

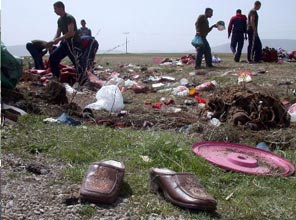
xmin=80 ymin=160 xmax=125 ymax=204
xmin=150 ymin=168 xmax=217 ymax=211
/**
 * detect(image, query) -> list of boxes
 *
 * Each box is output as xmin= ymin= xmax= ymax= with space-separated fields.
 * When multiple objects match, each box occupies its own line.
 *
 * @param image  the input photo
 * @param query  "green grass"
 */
xmin=78 ymin=204 xmax=97 ymax=219
xmin=2 ymin=114 xmax=296 ymax=220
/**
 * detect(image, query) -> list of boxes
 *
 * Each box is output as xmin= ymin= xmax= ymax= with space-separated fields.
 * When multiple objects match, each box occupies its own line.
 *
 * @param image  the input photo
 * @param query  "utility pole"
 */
xmin=123 ymin=32 xmax=129 ymax=54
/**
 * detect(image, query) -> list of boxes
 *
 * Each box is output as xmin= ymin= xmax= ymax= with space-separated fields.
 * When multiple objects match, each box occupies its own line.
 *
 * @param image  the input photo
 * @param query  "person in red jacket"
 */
xmin=228 ymin=9 xmax=247 ymax=62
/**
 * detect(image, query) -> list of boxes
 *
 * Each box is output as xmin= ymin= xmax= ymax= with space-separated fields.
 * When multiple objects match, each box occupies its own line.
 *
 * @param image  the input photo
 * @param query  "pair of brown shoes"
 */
xmin=80 ymin=160 xmax=217 ymax=211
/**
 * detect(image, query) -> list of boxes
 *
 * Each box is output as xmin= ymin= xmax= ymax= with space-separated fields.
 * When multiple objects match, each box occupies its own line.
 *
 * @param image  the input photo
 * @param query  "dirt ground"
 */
xmin=2 ymin=53 xmax=296 ymax=148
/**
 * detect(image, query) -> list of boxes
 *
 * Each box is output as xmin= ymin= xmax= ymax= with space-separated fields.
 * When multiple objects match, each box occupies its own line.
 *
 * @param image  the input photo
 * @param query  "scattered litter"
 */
xmin=124 ymin=79 xmax=137 ymax=88
xmin=140 ymin=155 xmax=152 ymax=162
xmin=105 ymin=76 xmax=125 ymax=88
xmin=195 ymin=96 xmax=206 ymax=104
xmin=256 ymin=142 xmax=270 ymax=151
xmin=198 ymin=103 xmax=206 ymax=109
xmin=57 ymin=113 xmax=81 ymax=126
xmin=132 ymin=85 xmax=149 ymax=93
xmin=184 ymin=99 xmax=196 ymax=106
xmin=148 ymin=76 xmax=161 ymax=82
xmin=238 ymin=71 xmax=252 ymax=84
xmin=195 ymin=81 xmax=217 ymax=91
xmin=288 ymin=103 xmax=296 ymax=122
xmin=166 ymin=107 xmax=182 ymax=113
xmin=43 ymin=118 xmax=59 ymax=123
xmin=180 ymin=78 xmax=189 ymax=86
xmin=172 ymin=86 xmax=189 ymax=97
xmin=210 ymin=118 xmax=221 ymax=127
xmin=161 ymin=76 xmax=175 ymax=82
xmin=63 ymin=83 xmax=83 ymax=95
xmin=157 ymin=88 xmax=173 ymax=93
xmin=212 ymin=55 xmax=221 ymax=63
xmin=225 ymin=191 xmax=235 ymax=201
xmin=152 ymin=102 xmax=162 ymax=109
xmin=152 ymin=83 xmax=165 ymax=90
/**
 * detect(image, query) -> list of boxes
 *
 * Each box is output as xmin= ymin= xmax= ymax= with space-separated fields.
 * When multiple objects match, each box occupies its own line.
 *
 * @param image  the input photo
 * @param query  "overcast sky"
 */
xmin=1 ymin=0 xmax=296 ymax=53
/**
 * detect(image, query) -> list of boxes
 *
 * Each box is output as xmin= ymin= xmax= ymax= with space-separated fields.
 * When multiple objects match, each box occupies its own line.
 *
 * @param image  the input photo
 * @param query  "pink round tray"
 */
xmin=192 ymin=142 xmax=295 ymax=176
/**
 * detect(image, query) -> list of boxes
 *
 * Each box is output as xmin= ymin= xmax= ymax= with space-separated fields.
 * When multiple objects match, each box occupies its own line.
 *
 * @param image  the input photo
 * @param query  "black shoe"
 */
xmin=207 ymin=65 xmax=216 ymax=68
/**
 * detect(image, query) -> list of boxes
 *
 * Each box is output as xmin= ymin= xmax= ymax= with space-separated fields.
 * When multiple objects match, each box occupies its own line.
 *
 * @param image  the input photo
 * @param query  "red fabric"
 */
xmin=81 ymin=39 xmax=92 ymax=49
xmin=195 ymin=96 xmax=206 ymax=104
xmin=152 ymin=102 xmax=162 ymax=109
xmin=164 ymin=98 xmax=175 ymax=105
xmin=181 ymin=54 xmax=195 ymax=64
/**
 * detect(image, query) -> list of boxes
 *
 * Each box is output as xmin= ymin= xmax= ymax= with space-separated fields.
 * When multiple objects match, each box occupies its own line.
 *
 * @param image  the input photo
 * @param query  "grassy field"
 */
xmin=2 ymin=53 xmax=296 ymax=220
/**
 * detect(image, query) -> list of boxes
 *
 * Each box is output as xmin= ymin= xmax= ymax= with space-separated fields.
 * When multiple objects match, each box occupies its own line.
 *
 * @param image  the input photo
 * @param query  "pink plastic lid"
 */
xmin=192 ymin=142 xmax=295 ymax=176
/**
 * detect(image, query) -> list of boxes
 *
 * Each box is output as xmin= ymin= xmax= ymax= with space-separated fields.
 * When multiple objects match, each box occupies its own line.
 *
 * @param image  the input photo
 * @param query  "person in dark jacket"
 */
xmin=228 ymin=9 xmax=247 ymax=62
xmin=247 ymin=1 xmax=262 ymax=63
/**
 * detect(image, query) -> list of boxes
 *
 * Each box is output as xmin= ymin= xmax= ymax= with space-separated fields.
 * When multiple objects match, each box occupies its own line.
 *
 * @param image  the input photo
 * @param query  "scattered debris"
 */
xmin=207 ymin=85 xmax=291 ymax=130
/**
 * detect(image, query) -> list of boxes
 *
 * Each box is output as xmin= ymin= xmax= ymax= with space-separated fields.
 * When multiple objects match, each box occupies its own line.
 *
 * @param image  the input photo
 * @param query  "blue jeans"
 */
xmin=195 ymin=36 xmax=212 ymax=69
xmin=230 ymin=33 xmax=244 ymax=62
xmin=247 ymin=30 xmax=262 ymax=62
xmin=49 ymin=40 xmax=83 ymax=77
xmin=26 ymin=42 xmax=45 ymax=69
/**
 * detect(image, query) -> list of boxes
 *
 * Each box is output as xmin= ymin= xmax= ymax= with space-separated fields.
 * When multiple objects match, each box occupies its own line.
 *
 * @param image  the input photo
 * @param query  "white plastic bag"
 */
xmin=85 ymin=85 xmax=124 ymax=112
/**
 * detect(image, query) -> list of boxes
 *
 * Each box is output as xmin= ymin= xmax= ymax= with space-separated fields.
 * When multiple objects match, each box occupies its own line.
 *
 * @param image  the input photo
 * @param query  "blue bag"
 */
xmin=191 ymin=36 xmax=204 ymax=48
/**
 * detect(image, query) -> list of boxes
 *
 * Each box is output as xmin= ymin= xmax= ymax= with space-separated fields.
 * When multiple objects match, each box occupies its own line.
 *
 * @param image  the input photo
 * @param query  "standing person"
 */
xmin=78 ymin=19 xmax=92 ymax=37
xmin=228 ymin=9 xmax=247 ymax=62
xmin=48 ymin=1 xmax=84 ymax=79
xmin=247 ymin=1 xmax=262 ymax=63
xmin=194 ymin=8 xmax=217 ymax=70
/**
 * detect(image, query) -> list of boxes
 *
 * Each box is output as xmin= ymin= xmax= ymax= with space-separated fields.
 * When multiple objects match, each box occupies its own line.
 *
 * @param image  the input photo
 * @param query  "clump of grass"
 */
xmin=78 ymin=204 xmax=97 ymax=218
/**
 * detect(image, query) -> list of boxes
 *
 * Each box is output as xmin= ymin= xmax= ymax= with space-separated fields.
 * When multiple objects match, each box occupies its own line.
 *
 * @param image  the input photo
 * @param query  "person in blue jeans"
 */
xmin=194 ymin=8 xmax=217 ymax=70
xmin=247 ymin=1 xmax=262 ymax=63
xmin=228 ymin=9 xmax=247 ymax=62
xmin=48 ymin=1 xmax=85 ymax=81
